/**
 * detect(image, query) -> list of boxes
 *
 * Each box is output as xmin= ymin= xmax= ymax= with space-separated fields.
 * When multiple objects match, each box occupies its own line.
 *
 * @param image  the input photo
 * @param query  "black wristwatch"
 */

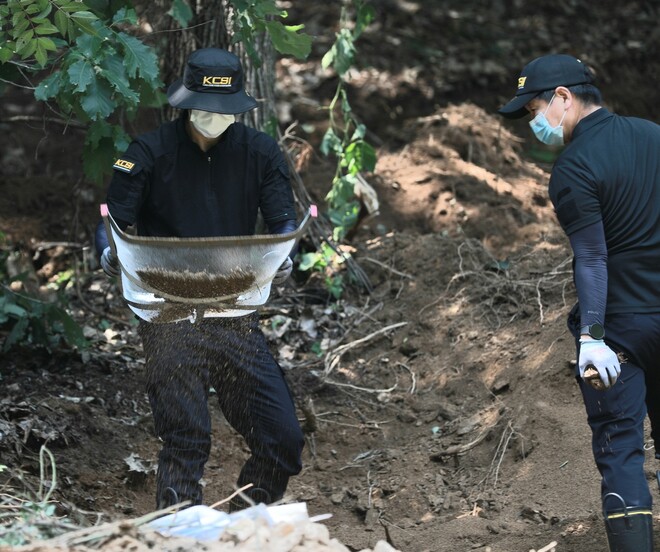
xmin=580 ymin=323 xmax=605 ymax=340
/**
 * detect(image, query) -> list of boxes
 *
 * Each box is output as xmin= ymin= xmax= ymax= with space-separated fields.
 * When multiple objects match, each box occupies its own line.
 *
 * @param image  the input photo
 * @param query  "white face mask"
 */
xmin=190 ymin=110 xmax=235 ymax=138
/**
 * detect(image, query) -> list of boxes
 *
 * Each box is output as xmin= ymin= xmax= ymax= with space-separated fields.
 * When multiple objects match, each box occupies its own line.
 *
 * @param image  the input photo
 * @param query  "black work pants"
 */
xmin=138 ymin=313 xmax=304 ymax=508
xmin=569 ymin=309 xmax=660 ymax=514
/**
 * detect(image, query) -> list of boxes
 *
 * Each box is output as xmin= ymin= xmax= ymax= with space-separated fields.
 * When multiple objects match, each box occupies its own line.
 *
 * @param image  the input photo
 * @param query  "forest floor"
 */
xmin=1 ymin=2 xmax=659 ymax=552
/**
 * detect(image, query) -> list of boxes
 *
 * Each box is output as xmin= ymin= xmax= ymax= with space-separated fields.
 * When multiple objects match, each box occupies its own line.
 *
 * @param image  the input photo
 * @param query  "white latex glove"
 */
xmin=578 ymin=339 xmax=621 ymax=390
xmin=100 ymin=246 xmax=120 ymax=277
xmin=272 ymin=257 xmax=293 ymax=285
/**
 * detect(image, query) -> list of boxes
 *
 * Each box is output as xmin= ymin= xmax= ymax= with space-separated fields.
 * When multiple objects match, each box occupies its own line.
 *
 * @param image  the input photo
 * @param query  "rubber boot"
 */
xmin=228 ymin=487 xmax=272 ymax=513
xmin=604 ymin=510 xmax=654 ymax=552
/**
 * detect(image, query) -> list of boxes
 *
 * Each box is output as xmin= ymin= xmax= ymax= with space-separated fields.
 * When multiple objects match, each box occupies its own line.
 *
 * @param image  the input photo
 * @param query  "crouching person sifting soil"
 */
xmin=94 ymin=48 xmax=304 ymax=512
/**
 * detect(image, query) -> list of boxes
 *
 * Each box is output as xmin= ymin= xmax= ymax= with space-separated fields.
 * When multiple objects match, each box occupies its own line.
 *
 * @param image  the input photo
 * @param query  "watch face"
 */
xmin=590 ymin=323 xmax=605 ymax=339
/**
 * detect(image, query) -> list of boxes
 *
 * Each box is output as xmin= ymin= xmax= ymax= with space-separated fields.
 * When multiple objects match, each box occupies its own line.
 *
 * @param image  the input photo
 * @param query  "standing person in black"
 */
xmin=95 ymin=48 xmax=304 ymax=511
xmin=499 ymin=54 xmax=660 ymax=551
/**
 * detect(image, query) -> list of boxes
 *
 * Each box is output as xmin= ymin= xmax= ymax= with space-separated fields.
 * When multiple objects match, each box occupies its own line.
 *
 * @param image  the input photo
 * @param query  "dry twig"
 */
xmin=437 ymin=239 xmax=573 ymax=328
xmin=324 ymin=321 xmax=408 ymax=376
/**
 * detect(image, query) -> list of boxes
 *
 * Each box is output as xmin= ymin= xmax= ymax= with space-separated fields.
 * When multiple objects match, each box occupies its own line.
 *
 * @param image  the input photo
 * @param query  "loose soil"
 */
xmin=1 ymin=2 xmax=659 ymax=552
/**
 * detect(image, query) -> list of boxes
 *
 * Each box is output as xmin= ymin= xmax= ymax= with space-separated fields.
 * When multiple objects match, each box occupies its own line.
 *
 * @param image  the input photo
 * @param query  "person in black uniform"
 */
xmin=95 ymin=48 xmax=304 ymax=511
xmin=499 ymin=54 xmax=660 ymax=552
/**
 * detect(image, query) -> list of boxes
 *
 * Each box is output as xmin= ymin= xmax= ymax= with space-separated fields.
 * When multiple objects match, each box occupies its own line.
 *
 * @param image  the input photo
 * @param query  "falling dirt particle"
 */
xmin=137 ymin=267 xmax=257 ymax=299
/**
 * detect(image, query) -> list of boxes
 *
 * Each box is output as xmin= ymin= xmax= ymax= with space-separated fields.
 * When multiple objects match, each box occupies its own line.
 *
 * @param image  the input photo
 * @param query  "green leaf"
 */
xmin=34 ymin=71 xmax=61 ymax=100
xmin=332 ymin=29 xmax=356 ymax=76
xmin=34 ymin=38 xmax=48 ymax=66
xmin=54 ymin=10 xmax=68 ymax=36
xmin=71 ymin=10 xmax=99 ymax=35
xmin=252 ymin=1 xmax=284 ymax=18
xmin=67 ymin=59 xmax=94 ymax=92
xmin=12 ymin=17 xmax=31 ymax=37
xmin=86 ymin=119 xmax=112 ymax=147
xmin=264 ymin=20 xmax=311 ymax=59
xmin=3 ymin=316 xmax=29 ymax=352
xmin=66 ymin=18 xmax=76 ymax=39
xmin=326 ymin=175 xmax=356 ymax=206
xmin=350 ymin=123 xmax=366 ymax=141
xmin=354 ymin=1 xmax=375 ymax=39
xmin=0 ymin=46 xmax=14 ymax=63
xmin=70 ymin=10 xmax=97 ymax=21
xmin=298 ymin=251 xmax=324 ymax=272
xmin=328 ymin=200 xmax=360 ymax=238
xmin=99 ymin=55 xmax=138 ymax=104
xmin=35 ymin=22 xmax=59 ymax=35
xmin=12 ymin=11 xmax=27 ymax=29
xmin=80 ymin=76 xmax=114 ymax=120
xmin=231 ymin=27 xmax=260 ymax=67
xmin=167 ymin=0 xmax=193 ymax=27
xmin=321 ymin=48 xmax=334 ymax=70
xmin=320 ymin=127 xmax=342 ymax=156
xmin=25 ymin=3 xmax=42 ymax=14
xmin=344 ymin=140 xmax=376 ymax=174
xmin=112 ymin=7 xmax=137 ymax=25
xmin=138 ymin=84 xmax=166 ymax=108
xmin=48 ymin=307 xmax=88 ymax=349
xmin=58 ymin=2 xmax=89 ymax=13
xmin=75 ymin=31 xmax=103 ymax=58
xmin=17 ymin=34 xmax=37 ymax=59
xmin=37 ymin=36 xmax=56 ymax=51
xmin=3 ymin=302 xmax=28 ymax=318
xmin=82 ymin=133 xmax=115 ymax=182
xmin=113 ymin=124 xmax=130 ymax=152
xmin=36 ymin=4 xmax=54 ymax=19
xmin=29 ymin=315 xmax=51 ymax=349
xmin=115 ymin=32 xmax=159 ymax=81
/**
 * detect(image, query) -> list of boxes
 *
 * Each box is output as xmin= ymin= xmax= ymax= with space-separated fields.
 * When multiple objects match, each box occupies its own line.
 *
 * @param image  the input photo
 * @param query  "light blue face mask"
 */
xmin=529 ymin=94 xmax=567 ymax=146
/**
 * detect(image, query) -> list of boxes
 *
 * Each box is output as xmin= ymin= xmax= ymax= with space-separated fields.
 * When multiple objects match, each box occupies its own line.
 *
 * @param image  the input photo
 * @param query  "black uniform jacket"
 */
xmin=107 ymin=115 xmax=296 ymax=239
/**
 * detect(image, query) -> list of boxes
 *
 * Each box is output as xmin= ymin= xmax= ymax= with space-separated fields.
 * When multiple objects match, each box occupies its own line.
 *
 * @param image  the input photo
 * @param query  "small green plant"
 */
xmin=310 ymin=341 xmax=323 ymax=357
xmin=320 ymin=0 xmax=376 ymax=243
xmin=0 ymin=446 xmax=76 ymax=547
xmin=0 ymin=234 xmax=87 ymax=353
xmin=299 ymin=242 xmax=346 ymax=300
xmin=0 ymin=284 xmax=88 ymax=354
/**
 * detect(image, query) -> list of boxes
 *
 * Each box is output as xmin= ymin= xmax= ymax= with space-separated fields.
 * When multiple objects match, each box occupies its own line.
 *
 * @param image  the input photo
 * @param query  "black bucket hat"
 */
xmin=499 ymin=54 xmax=594 ymax=119
xmin=167 ymin=48 xmax=258 ymax=114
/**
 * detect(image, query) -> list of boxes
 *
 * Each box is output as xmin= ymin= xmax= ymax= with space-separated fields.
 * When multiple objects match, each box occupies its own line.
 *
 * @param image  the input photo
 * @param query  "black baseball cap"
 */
xmin=498 ymin=54 xmax=594 ymax=119
xmin=167 ymin=48 xmax=258 ymax=114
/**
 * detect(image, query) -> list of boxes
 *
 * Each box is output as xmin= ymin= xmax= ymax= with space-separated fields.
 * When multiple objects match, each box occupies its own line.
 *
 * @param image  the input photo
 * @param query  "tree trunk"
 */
xmin=147 ymin=1 xmax=276 ymax=131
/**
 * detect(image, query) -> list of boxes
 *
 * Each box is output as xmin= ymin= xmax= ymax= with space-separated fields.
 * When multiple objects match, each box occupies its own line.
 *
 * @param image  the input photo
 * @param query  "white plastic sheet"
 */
xmin=147 ymin=502 xmax=330 ymax=541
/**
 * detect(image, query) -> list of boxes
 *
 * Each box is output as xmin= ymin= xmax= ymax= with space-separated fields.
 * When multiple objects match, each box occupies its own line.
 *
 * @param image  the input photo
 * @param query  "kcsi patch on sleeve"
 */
xmin=112 ymin=158 xmax=137 ymax=173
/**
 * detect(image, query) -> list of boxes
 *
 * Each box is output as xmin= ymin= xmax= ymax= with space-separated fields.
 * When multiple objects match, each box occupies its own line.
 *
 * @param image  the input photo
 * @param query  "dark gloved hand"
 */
xmin=100 ymin=246 xmax=120 ymax=277
xmin=579 ymin=339 xmax=620 ymax=389
xmin=272 ymin=257 xmax=293 ymax=285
